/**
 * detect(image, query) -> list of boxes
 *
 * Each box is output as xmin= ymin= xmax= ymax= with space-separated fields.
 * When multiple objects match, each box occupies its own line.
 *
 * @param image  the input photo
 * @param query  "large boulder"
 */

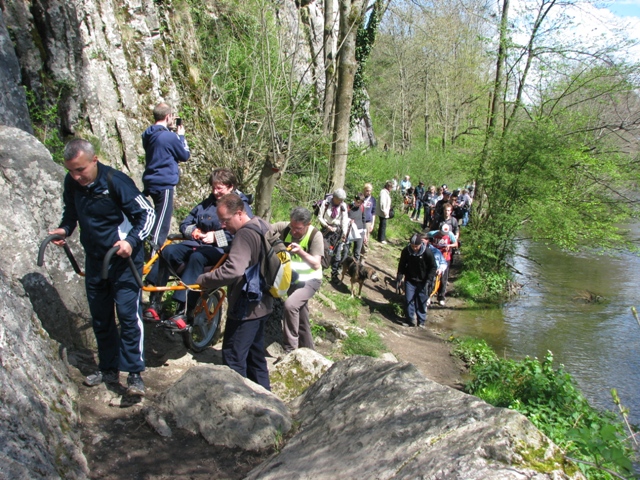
xmin=0 ymin=271 xmax=88 ymax=478
xmin=270 ymin=348 xmax=333 ymax=403
xmin=247 ymin=356 xmax=583 ymax=479
xmin=153 ymin=365 xmax=292 ymax=451
xmin=0 ymin=125 xmax=94 ymax=350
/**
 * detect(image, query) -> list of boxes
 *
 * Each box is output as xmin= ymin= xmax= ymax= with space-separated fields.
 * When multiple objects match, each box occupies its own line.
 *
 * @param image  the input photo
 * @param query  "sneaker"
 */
xmin=439 ymin=300 xmax=446 ymax=306
xmin=143 ymin=307 xmax=161 ymax=322
xmin=167 ymin=314 xmax=189 ymax=331
xmin=84 ymin=369 xmax=119 ymax=387
xmin=127 ymin=373 xmax=145 ymax=396
xmin=418 ymin=324 xmax=425 ymax=328
xmin=380 ymin=240 xmax=388 ymax=245
xmin=409 ymin=318 xmax=417 ymax=327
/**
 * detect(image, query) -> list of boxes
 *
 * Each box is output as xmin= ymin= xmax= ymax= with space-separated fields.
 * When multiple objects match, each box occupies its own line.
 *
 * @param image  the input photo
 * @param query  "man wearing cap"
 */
xmin=427 ymin=224 xmax=458 ymax=306
xmin=396 ymin=233 xmax=437 ymax=327
xmin=317 ymin=189 xmax=349 ymax=283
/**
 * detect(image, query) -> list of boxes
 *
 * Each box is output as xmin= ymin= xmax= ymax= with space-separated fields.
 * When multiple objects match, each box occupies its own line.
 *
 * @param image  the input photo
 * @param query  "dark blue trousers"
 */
xmin=405 ymin=280 xmax=429 ymax=325
xmin=148 ymin=188 xmax=174 ymax=253
xmin=85 ymin=248 xmax=145 ymax=373
xmin=222 ymin=314 xmax=270 ymax=391
xmin=147 ymin=242 xmax=225 ymax=305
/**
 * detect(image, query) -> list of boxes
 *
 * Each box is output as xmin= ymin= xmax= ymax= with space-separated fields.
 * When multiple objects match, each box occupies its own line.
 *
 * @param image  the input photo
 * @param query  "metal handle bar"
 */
xmin=37 ymin=234 xmax=84 ymax=276
xmin=101 ymin=246 xmax=144 ymax=288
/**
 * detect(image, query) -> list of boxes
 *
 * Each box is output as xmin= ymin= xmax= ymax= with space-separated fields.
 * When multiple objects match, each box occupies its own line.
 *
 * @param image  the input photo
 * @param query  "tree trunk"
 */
xmin=475 ymin=0 xmax=510 ymax=218
xmin=424 ymin=71 xmax=429 ymax=153
xmin=323 ymin=0 xmax=338 ymax=134
xmin=254 ymin=150 xmax=285 ymax=221
xmin=329 ymin=0 xmax=365 ymax=191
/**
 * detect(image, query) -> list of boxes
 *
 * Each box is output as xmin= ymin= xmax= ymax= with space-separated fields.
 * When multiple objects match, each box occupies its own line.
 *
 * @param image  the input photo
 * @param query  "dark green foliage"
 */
xmin=462 ymin=349 xmax=635 ymax=478
xmin=25 ymin=88 xmax=65 ymax=164
xmin=352 ymin=0 xmax=384 ymax=126
xmin=455 ymin=267 xmax=510 ymax=302
xmin=451 ymin=337 xmax=497 ymax=367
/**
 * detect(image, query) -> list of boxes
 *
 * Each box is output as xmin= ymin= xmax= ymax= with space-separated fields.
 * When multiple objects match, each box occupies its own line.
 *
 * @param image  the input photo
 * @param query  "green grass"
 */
xmin=341 ymin=328 xmax=387 ymax=357
xmin=323 ymin=291 xmax=363 ymax=321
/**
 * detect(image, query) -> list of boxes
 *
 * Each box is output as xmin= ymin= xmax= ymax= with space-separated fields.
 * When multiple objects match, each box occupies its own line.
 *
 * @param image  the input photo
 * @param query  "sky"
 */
xmin=603 ymin=0 xmax=640 ymax=18
xmin=588 ymin=1 xmax=640 ymax=61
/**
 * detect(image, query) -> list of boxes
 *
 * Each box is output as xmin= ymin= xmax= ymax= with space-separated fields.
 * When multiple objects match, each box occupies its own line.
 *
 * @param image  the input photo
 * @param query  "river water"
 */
xmin=441 ymin=228 xmax=640 ymax=425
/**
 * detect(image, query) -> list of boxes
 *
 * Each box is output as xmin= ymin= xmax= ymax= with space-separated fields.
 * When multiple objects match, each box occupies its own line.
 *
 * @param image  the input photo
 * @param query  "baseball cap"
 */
xmin=410 ymin=233 xmax=423 ymax=245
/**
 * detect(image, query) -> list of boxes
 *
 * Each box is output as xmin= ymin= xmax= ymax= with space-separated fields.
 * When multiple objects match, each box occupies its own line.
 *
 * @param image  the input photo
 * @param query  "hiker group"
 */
xmin=49 ymin=102 xmax=472 ymax=395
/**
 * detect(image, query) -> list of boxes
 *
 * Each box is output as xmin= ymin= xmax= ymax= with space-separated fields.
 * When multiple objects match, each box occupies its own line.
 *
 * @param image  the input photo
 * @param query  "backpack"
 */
xmin=312 ymin=194 xmax=333 ymax=216
xmin=320 ymin=230 xmax=342 ymax=269
xmin=244 ymin=222 xmax=293 ymax=298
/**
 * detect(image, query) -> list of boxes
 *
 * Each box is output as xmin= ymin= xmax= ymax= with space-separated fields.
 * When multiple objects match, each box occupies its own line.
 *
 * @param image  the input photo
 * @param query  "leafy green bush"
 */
xmin=341 ymin=328 xmax=387 ymax=357
xmin=451 ymin=337 xmax=497 ymax=367
xmin=463 ymin=350 xmax=634 ymax=478
xmin=455 ymin=269 xmax=510 ymax=302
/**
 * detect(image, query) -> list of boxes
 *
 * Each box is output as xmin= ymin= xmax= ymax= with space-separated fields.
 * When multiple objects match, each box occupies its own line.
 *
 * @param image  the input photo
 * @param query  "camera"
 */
xmin=175 ymin=117 xmax=183 ymax=126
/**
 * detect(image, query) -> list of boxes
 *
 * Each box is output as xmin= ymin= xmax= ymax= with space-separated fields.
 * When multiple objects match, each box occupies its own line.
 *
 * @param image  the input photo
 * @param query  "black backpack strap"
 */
xmin=281 ymin=225 xmax=291 ymax=246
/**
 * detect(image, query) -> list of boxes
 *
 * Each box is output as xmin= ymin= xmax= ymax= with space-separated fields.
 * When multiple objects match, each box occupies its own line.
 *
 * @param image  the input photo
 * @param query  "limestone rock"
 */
xmin=270 ymin=348 xmax=334 ymax=402
xmin=156 ymin=365 xmax=292 ymax=451
xmin=0 ymin=9 xmax=33 ymax=134
xmin=0 ymin=127 xmax=89 ymax=478
xmin=0 ymin=126 xmax=94 ymax=350
xmin=247 ymin=356 xmax=583 ymax=479
xmin=0 ymin=273 xmax=88 ymax=479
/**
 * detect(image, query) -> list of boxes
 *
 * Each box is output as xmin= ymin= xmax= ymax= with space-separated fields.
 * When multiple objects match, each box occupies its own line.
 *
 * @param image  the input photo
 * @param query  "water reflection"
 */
xmin=442 ymin=234 xmax=640 ymax=424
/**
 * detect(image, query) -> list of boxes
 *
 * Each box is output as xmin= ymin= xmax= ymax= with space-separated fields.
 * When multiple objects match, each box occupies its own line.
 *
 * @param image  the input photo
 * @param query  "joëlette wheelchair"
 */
xmin=38 ymin=234 xmax=226 ymax=352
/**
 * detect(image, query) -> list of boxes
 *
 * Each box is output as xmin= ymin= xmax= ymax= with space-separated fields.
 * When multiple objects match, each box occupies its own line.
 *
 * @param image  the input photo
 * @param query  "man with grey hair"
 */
xmin=49 ymin=138 xmax=155 ymax=396
xmin=317 ymin=188 xmax=349 ymax=283
xmin=272 ymin=207 xmax=324 ymax=353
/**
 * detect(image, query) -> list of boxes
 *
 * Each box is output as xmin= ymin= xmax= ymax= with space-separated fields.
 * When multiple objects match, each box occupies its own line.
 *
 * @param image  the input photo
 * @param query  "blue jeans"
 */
xmin=412 ymin=200 xmax=424 ymax=219
xmin=147 ymin=243 xmax=225 ymax=306
xmin=405 ymin=280 xmax=429 ymax=325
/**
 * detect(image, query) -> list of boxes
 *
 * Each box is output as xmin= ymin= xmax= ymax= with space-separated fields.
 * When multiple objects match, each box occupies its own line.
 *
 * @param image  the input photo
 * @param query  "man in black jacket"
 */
xmin=49 ymin=139 xmax=155 ymax=395
xmin=396 ymin=233 xmax=437 ymax=327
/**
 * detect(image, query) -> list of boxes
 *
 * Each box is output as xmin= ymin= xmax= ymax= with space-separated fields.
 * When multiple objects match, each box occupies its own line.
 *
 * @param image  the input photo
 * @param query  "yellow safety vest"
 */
xmin=285 ymin=225 xmax=323 ymax=282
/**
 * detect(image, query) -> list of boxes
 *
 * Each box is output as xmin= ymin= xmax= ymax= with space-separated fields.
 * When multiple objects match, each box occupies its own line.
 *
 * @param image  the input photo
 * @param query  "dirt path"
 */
xmin=69 ymin=238 xmax=466 ymax=479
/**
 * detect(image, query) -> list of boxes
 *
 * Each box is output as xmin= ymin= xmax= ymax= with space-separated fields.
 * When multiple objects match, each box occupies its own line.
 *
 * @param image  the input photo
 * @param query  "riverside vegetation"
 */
xmin=452 ymin=337 xmax=637 ymax=479
xmin=330 ymin=210 xmax=639 ymax=480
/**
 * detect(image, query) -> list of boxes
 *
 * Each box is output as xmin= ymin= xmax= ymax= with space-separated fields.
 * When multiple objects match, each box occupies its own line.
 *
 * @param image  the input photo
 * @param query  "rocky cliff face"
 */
xmin=2 ymin=0 xmax=182 ymax=179
xmin=0 ymin=126 xmax=89 ymax=479
xmin=1 ymin=0 xmax=373 ymax=191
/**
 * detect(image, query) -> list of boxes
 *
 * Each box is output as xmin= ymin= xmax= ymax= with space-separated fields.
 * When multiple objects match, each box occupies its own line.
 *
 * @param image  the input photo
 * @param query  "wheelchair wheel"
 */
xmin=184 ymin=290 xmax=225 ymax=352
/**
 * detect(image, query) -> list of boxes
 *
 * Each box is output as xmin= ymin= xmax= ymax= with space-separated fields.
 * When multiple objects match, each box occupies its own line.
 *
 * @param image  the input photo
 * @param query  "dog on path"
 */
xmin=340 ymin=256 xmax=380 ymax=298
